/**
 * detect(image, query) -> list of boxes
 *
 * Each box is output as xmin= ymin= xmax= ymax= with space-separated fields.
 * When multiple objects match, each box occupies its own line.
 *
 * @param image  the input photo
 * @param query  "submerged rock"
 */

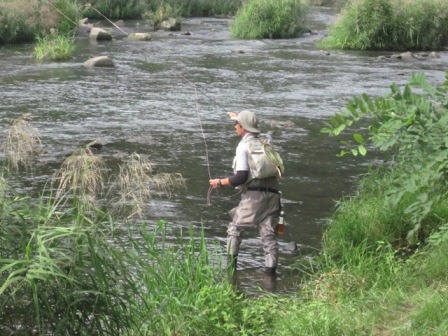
xmin=83 ymin=56 xmax=115 ymax=68
xmin=284 ymin=242 xmax=298 ymax=253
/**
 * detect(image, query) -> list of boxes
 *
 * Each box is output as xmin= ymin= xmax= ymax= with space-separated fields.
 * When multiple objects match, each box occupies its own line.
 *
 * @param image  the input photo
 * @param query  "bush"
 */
xmin=320 ymin=0 xmax=448 ymax=50
xmin=230 ymin=0 xmax=310 ymax=39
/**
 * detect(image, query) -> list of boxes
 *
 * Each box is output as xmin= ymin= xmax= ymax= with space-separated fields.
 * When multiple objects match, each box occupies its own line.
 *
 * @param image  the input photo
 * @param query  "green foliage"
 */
xmin=80 ymin=0 xmax=149 ymax=19
xmin=230 ymin=0 xmax=310 ymax=39
xmin=33 ymin=33 xmax=75 ymax=61
xmin=322 ymin=71 xmax=448 ymax=243
xmin=320 ymin=0 xmax=448 ymax=50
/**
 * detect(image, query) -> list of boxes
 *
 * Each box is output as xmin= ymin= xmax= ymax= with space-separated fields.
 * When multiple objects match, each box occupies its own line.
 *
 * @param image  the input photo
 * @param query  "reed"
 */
xmin=51 ymin=142 xmax=105 ymax=215
xmin=4 ymin=113 xmax=41 ymax=173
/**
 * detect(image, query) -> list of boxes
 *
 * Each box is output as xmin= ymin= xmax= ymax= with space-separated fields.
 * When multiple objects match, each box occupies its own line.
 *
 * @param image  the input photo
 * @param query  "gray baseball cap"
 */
xmin=231 ymin=110 xmax=260 ymax=133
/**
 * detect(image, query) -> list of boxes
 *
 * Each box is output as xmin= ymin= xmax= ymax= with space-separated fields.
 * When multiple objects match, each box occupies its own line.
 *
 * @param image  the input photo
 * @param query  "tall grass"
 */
xmin=320 ymin=0 xmax=448 ymax=50
xmin=0 ymin=0 xmax=80 ymax=44
xmin=0 ymin=187 xmax=277 ymax=335
xmin=230 ymin=0 xmax=310 ymax=39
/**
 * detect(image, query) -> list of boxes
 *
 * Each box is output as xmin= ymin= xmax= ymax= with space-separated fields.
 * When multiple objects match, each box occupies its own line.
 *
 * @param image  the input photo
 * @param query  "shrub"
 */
xmin=230 ymin=0 xmax=310 ymax=39
xmin=320 ymin=0 xmax=448 ymax=50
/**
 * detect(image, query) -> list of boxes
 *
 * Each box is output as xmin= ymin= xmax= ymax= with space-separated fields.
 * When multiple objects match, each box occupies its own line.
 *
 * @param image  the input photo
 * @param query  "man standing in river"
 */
xmin=209 ymin=110 xmax=281 ymax=274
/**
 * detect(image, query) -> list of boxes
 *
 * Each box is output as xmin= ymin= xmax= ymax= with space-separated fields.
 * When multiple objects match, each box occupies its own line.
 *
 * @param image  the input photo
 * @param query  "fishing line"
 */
xmin=178 ymin=74 xmax=215 ymax=205
xmin=178 ymin=73 xmax=243 ymax=205
xmin=179 ymin=74 xmax=212 ymax=180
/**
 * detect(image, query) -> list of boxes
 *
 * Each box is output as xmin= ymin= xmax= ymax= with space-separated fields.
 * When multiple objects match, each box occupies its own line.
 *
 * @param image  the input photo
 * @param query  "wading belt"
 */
xmin=246 ymin=187 xmax=279 ymax=194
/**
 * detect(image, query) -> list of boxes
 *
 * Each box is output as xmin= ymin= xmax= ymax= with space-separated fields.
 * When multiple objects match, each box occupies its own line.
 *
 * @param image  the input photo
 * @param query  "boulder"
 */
xmin=391 ymin=51 xmax=413 ymax=60
xmin=89 ymin=27 xmax=112 ymax=41
xmin=128 ymin=32 xmax=152 ymax=41
xmin=83 ymin=56 xmax=115 ymax=68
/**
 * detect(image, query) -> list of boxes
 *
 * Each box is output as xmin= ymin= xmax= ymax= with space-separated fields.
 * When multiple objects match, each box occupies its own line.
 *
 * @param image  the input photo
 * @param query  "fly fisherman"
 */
xmin=209 ymin=110 xmax=282 ymax=274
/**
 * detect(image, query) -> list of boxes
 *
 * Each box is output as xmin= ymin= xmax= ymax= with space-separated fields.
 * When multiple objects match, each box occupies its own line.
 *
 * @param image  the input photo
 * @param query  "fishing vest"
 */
xmin=233 ymin=134 xmax=284 ymax=181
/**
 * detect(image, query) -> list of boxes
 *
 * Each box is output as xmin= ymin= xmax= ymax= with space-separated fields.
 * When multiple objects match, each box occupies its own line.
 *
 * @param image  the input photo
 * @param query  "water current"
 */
xmin=0 ymin=7 xmax=447 ymax=294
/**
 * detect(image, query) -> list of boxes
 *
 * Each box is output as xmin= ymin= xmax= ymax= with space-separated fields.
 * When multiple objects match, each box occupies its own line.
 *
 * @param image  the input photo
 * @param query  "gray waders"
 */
xmin=227 ymin=185 xmax=280 ymax=273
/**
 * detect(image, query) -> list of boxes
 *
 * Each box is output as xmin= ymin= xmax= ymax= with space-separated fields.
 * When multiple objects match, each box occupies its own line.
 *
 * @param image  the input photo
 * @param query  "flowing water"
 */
xmin=0 ymin=7 xmax=447 ymax=294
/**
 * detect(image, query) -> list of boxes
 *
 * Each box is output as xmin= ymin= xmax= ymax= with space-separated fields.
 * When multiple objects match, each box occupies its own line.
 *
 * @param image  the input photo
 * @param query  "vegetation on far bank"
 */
xmin=320 ymin=0 xmax=448 ymax=51
xmin=2 ymin=0 xmax=447 ymax=53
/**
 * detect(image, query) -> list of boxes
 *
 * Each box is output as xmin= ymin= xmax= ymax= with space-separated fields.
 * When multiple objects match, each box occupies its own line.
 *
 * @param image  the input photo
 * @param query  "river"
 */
xmin=0 ymin=6 xmax=447 ymax=294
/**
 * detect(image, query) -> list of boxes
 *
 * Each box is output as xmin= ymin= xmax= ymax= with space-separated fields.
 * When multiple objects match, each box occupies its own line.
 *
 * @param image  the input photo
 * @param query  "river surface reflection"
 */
xmin=0 ymin=7 xmax=447 ymax=294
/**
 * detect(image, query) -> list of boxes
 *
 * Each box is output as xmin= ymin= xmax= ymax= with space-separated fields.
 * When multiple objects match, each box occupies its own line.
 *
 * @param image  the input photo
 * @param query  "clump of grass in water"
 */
xmin=110 ymin=152 xmax=185 ymax=219
xmin=33 ymin=31 xmax=75 ymax=62
xmin=4 ymin=113 xmax=41 ymax=173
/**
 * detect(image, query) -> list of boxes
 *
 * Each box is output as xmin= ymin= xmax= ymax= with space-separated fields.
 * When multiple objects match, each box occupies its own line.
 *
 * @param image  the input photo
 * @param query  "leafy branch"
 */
xmin=322 ymin=71 xmax=448 ymax=242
